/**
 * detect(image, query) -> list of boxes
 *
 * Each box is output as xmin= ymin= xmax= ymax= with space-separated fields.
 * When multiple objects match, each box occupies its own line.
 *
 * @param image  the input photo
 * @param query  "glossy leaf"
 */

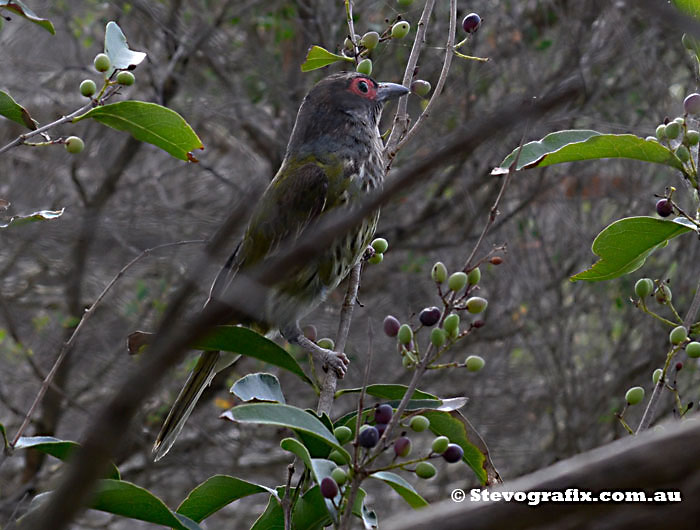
xmin=0 ymin=208 xmax=63 ymax=229
xmin=672 ymin=0 xmax=700 ymax=19
xmin=251 ymin=492 xmax=284 ymax=530
xmin=335 ymin=384 xmax=438 ymax=400
xmin=0 ymin=90 xmax=38 ymax=129
xmin=0 ymin=1 xmax=55 ymax=34
xmin=104 ymin=21 xmax=146 ymax=75
xmin=496 ymin=131 xmax=683 ymax=172
xmin=74 ymin=101 xmax=203 ymax=162
xmin=369 ymin=471 xmax=428 ymax=508
xmin=280 ymin=437 xmax=313 ymax=470
xmin=571 ymin=217 xmax=695 ymax=282
xmin=301 ymin=45 xmax=352 ymax=72
xmin=231 ymin=372 xmax=285 ymax=403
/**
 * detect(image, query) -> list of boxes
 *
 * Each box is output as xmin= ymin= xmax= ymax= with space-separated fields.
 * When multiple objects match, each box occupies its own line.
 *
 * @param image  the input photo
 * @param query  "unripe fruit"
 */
xmin=65 ymin=136 xmax=85 ymax=154
xmin=656 ymin=284 xmax=672 ymax=304
xmin=374 ymin=404 xmax=393 ymax=425
xmin=320 ymin=477 xmax=339 ymax=498
xmin=344 ymin=37 xmax=354 ymax=51
xmin=334 ymin=425 xmax=352 ymax=445
xmin=398 ymin=324 xmax=413 ymax=345
xmin=656 ymin=199 xmax=673 ymax=217
xmin=466 ymin=296 xmax=488 ymax=314
xmin=431 ymin=436 xmax=449 ymax=454
xmin=465 ymin=355 xmax=485 ymax=372
xmin=652 ymin=368 xmax=663 ymax=385
xmin=419 ymin=307 xmax=441 ymax=327
xmin=415 ymin=461 xmax=436 ymax=479
xmin=686 ymin=341 xmax=700 ymax=358
xmin=670 ymin=325 xmax=688 ymax=345
xmin=384 ymin=315 xmax=400 ymax=337
xmin=634 ymin=278 xmax=654 ymax=298
xmin=80 ymin=79 xmax=97 ymax=97
xmin=430 ymin=327 xmax=446 ymax=348
xmin=317 ymin=337 xmax=335 ymax=350
xmin=462 ymin=13 xmax=481 ymax=34
xmin=625 ymin=386 xmax=645 ymax=405
xmin=443 ymin=313 xmax=460 ymax=337
xmin=686 ymin=130 xmax=699 ymax=145
xmin=431 ymin=261 xmax=447 ymax=283
xmin=676 ymin=144 xmax=690 ymax=162
xmin=467 ymin=267 xmax=481 ymax=285
xmin=368 ymin=253 xmax=383 ymax=265
xmin=674 ymin=116 xmax=685 ymax=125
xmin=655 ymin=124 xmax=667 ymax=140
xmin=116 ymin=70 xmax=135 ymax=86
xmin=391 ymin=21 xmax=410 ymax=39
xmin=409 ymin=415 xmax=430 ymax=432
xmin=665 ymin=121 xmax=681 ymax=140
xmin=359 ymin=425 xmax=379 ymax=447
xmin=410 ymin=80 xmax=431 ymax=97
xmin=442 ymin=443 xmax=464 ymax=463
xmin=303 ymin=325 xmax=317 ymax=342
xmin=684 ymin=93 xmax=700 ymax=114
xmin=331 ymin=467 xmax=347 ymax=486
xmin=360 ymin=31 xmax=380 ymax=50
xmin=356 ymin=58 xmax=372 ymax=75
xmin=402 ymin=355 xmax=413 ymax=368
xmin=372 ymin=237 xmax=388 ymax=254
xmin=448 ymin=271 xmax=468 ymax=292
xmin=94 ymin=53 xmax=111 ymax=73
xmin=329 ymin=449 xmax=347 ymax=465
xmin=394 ymin=436 xmax=412 ymax=457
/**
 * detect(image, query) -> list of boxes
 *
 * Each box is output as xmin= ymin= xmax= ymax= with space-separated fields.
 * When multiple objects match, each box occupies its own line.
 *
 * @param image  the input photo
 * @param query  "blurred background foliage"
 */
xmin=1 ymin=0 xmax=699 ymax=527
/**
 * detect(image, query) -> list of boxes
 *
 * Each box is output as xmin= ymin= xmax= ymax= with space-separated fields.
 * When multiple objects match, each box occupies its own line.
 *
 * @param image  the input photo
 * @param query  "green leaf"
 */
xmin=195 ymin=326 xmax=314 ymax=387
xmin=104 ymin=21 xmax=146 ymax=75
xmin=0 ymin=89 xmax=38 ymax=129
xmin=0 ymin=1 xmax=55 ymax=34
xmin=221 ymin=403 xmax=350 ymax=460
xmin=176 ymin=475 xmax=274 ymax=522
xmin=571 ymin=217 xmax=695 ymax=282
xmin=14 ymin=436 xmax=120 ymax=480
xmin=251 ymin=494 xmax=284 ymax=530
xmin=73 ymin=101 xmax=203 ymax=162
xmin=496 ymin=131 xmax=684 ymax=172
xmin=0 ymin=208 xmax=64 ymax=229
xmin=90 ymin=479 xmax=200 ymax=530
xmin=280 ymin=437 xmax=313 ymax=470
xmin=301 ymin=45 xmax=352 ymax=72
xmin=672 ymin=0 xmax=700 ymax=20
xmin=231 ymin=372 xmax=285 ymax=403
xmin=292 ymin=486 xmax=331 ymax=529
xmin=335 ymin=384 xmax=438 ymax=400
xmin=369 ymin=471 xmax=428 ymax=508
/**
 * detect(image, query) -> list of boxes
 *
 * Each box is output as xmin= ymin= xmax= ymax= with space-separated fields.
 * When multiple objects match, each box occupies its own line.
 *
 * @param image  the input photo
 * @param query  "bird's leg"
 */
xmin=286 ymin=329 xmax=349 ymax=378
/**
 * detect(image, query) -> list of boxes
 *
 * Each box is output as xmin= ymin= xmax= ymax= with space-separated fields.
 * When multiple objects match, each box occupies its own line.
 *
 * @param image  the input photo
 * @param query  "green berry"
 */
xmin=430 ymin=327 xmax=446 ymax=348
xmin=402 ymin=355 xmax=414 ymax=368
xmin=409 ymin=415 xmax=430 ymax=432
xmin=360 ymin=31 xmax=380 ymax=50
xmin=317 ymin=337 xmax=335 ymax=350
xmin=329 ymin=449 xmax=348 ymax=465
xmin=356 ymin=58 xmax=372 ymax=76
xmin=686 ymin=130 xmax=699 ymax=145
xmin=398 ymin=324 xmax=413 ymax=345
xmin=334 ymin=425 xmax=353 ymax=445
xmin=676 ymin=144 xmax=690 ymax=162
xmin=686 ymin=341 xmax=700 ymax=358
xmin=64 ymin=136 xmax=85 ymax=154
xmin=331 ymin=466 xmax=347 ymax=486
xmin=652 ymin=368 xmax=663 ymax=385
xmin=116 ymin=70 xmax=135 ymax=86
xmin=634 ymin=278 xmax=654 ymax=298
xmin=415 ymin=461 xmax=436 ymax=479
xmin=431 ymin=436 xmax=449 ymax=454
xmin=625 ymin=386 xmax=645 ymax=406
xmin=431 ymin=261 xmax=447 ymax=283
xmin=344 ymin=37 xmax=354 ymax=51
xmin=465 ymin=355 xmax=485 ymax=372
xmin=410 ymin=80 xmax=431 ymax=97
xmin=666 ymin=122 xmax=681 ymax=139
xmin=467 ymin=267 xmax=481 ymax=286
xmin=372 ymin=237 xmax=388 ymax=254
xmin=448 ymin=271 xmax=468 ymax=292
xmin=368 ymin=253 xmax=383 ymax=265
xmin=94 ymin=53 xmax=111 ymax=73
xmin=655 ymin=124 xmax=666 ymax=140
xmin=466 ymin=296 xmax=488 ymax=314
xmin=79 ymin=79 xmax=97 ymax=97
xmin=391 ymin=21 xmax=410 ymax=39
xmin=443 ymin=313 xmax=460 ymax=337
xmin=670 ymin=325 xmax=688 ymax=345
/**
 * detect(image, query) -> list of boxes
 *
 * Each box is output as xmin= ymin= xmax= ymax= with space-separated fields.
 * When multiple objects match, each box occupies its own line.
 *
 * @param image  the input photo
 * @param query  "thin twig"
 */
xmin=282 ymin=462 xmax=295 ymax=530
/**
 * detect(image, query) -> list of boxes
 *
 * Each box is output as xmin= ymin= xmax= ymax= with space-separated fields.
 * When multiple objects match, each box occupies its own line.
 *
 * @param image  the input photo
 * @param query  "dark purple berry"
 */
xmin=359 ymin=426 xmax=379 ymax=448
xmin=473 ymin=320 xmax=486 ymax=328
xmin=394 ymin=436 xmax=412 ymax=457
xmin=656 ymin=199 xmax=673 ymax=217
xmin=384 ymin=315 xmax=400 ymax=337
xmin=419 ymin=306 xmax=441 ymax=327
xmin=676 ymin=361 xmax=684 ymax=371
xmin=462 ymin=13 xmax=481 ymax=34
xmin=320 ymin=477 xmax=339 ymax=498
xmin=442 ymin=443 xmax=464 ymax=463
xmin=376 ymin=423 xmax=387 ymax=436
xmin=374 ymin=404 xmax=393 ymax=424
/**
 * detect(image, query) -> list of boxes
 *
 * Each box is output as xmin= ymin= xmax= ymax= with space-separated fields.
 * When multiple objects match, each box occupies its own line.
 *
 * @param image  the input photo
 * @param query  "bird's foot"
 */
xmin=293 ymin=334 xmax=349 ymax=378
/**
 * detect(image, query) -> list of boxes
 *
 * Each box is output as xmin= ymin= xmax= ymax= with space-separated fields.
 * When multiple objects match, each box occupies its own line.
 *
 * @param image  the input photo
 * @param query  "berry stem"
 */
xmin=638 ymin=298 xmax=680 ymax=327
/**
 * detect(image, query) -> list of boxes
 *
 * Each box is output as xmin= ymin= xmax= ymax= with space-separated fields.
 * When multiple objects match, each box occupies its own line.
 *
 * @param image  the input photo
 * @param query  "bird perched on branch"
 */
xmin=151 ymin=71 xmax=408 ymax=461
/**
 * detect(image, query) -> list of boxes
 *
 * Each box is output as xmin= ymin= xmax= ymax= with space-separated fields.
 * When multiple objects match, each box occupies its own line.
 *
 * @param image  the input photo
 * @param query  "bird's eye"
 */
xmin=357 ymin=80 xmax=369 ymax=93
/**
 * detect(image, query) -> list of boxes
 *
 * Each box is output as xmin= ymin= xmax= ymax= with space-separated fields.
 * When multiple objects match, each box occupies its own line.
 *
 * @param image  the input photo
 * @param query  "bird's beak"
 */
xmin=377 ymin=81 xmax=409 ymax=102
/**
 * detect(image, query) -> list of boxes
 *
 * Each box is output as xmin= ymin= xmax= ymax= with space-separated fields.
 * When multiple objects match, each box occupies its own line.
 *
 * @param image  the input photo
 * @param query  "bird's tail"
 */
xmin=152 ymin=350 xmax=232 ymax=461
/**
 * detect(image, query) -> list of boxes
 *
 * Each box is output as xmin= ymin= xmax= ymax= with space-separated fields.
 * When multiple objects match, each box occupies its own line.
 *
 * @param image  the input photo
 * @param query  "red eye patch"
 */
xmin=348 ymin=77 xmax=377 ymax=99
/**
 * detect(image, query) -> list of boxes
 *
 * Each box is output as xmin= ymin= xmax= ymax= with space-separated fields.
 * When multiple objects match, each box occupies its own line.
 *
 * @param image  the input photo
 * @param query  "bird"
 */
xmin=152 ymin=71 xmax=409 ymax=461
